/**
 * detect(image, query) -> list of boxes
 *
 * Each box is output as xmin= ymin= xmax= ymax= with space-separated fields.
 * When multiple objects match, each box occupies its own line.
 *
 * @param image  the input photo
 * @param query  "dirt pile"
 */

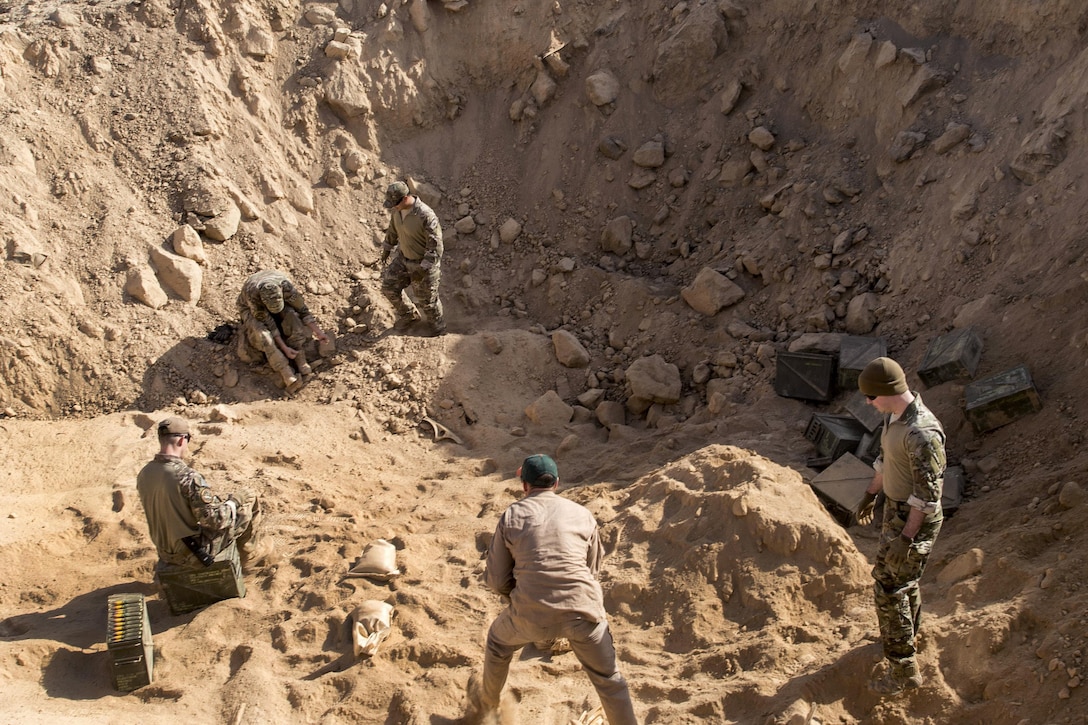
xmin=1 ymin=0 xmax=1087 ymax=723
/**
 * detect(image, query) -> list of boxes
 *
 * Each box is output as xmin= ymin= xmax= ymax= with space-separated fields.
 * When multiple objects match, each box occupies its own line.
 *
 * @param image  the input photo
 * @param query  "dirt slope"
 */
xmin=1 ymin=0 xmax=1087 ymax=723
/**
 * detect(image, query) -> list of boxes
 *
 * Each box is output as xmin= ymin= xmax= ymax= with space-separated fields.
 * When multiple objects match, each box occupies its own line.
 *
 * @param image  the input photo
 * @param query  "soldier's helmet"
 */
xmin=259 ymin=282 xmax=285 ymax=313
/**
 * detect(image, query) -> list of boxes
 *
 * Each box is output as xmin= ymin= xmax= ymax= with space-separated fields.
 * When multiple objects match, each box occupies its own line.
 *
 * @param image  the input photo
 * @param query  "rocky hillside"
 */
xmin=1 ymin=0 xmax=1086 ymax=722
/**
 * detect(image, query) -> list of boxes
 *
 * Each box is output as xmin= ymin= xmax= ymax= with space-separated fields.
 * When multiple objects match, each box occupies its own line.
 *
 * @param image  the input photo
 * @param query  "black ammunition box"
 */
xmin=804 ymin=413 xmax=869 ymax=460
xmin=107 ymin=594 xmax=153 ymax=691
xmin=775 ymin=352 xmax=836 ymax=402
xmin=942 ymin=465 xmax=965 ymax=513
xmin=918 ymin=328 xmax=983 ymax=387
xmin=855 ymin=430 xmax=883 ymax=464
xmin=158 ymin=548 xmax=246 ymax=616
xmin=838 ymin=336 xmax=888 ymax=391
xmin=809 ymin=453 xmax=875 ymax=526
xmin=845 ymin=391 xmax=884 ymax=432
xmin=963 ymin=365 xmax=1042 ymax=433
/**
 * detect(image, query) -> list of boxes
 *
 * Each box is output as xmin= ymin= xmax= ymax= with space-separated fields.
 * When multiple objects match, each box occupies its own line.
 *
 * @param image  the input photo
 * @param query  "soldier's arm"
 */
xmin=179 ymin=468 xmax=238 ymax=534
xmin=586 ymin=524 xmax=604 ymax=578
xmin=421 ymin=207 xmax=442 ymax=265
xmin=483 ymin=517 xmax=515 ymax=596
xmin=281 ymin=281 xmax=313 ymax=322
xmin=904 ymin=428 xmax=944 ymax=514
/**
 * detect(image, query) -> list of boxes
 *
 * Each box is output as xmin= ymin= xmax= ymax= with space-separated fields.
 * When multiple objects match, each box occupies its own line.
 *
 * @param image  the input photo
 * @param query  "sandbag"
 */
xmin=347 ymin=539 xmax=400 ymax=581
xmin=351 ymin=600 xmax=395 ymax=657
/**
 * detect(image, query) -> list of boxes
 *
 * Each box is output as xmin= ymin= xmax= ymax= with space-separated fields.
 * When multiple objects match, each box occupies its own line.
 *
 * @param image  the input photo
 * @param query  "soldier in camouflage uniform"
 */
xmin=854 ymin=357 xmax=946 ymax=695
xmin=238 ymin=269 xmax=330 ymax=390
xmin=380 ymin=181 xmax=446 ymax=336
xmin=137 ymin=417 xmax=268 ymax=571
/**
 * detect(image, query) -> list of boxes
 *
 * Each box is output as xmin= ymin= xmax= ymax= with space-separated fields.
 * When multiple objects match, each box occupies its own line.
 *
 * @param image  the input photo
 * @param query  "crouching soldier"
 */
xmin=237 ymin=269 xmax=330 ymax=391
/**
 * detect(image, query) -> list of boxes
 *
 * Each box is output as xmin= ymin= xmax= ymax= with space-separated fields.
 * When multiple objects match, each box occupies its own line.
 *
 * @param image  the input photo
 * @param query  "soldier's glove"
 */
xmin=380 ymin=246 xmax=391 ymax=265
xmin=854 ymin=491 xmax=877 ymax=526
xmin=885 ymin=535 xmax=912 ymax=572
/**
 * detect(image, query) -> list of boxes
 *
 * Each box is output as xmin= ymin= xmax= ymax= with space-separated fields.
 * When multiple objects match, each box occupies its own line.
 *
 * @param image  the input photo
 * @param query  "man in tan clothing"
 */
xmin=467 ymin=454 xmax=637 ymax=724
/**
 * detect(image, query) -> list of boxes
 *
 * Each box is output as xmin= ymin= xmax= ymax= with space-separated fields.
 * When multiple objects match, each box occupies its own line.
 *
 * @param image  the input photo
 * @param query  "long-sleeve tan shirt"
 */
xmin=484 ymin=489 xmax=608 ymax=625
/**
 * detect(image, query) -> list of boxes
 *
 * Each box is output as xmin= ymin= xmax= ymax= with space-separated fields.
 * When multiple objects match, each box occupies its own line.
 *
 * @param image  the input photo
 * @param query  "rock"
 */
xmin=837 ymin=33 xmax=872 ymax=74
xmin=874 ymin=40 xmax=898 ymax=68
xmin=577 ymin=388 xmax=605 ymax=409
xmin=650 ymin=3 xmax=725 ymax=105
xmin=209 ymin=404 xmax=241 ymax=422
xmin=51 ymin=8 xmax=81 ymax=27
xmin=325 ymin=40 xmax=357 ymax=60
xmin=681 ymin=267 xmax=745 ymax=316
xmin=170 ymin=224 xmax=207 ymax=264
xmin=585 ymin=70 xmax=620 ymax=106
xmin=305 ymin=5 xmax=337 ymax=25
xmin=627 ymin=169 xmax=656 ymax=189
xmin=454 ymin=216 xmax=476 ymax=234
xmin=530 ymin=68 xmax=557 ymax=106
xmin=844 ymin=293 xmax=879 ymax=334
xmin=325 ymin=166 xmax=347 ymax=188
xmin=149 ymin=245 xmax=203 ymax=303
xmin=344 ymin=149 xmax=366 ymax=173
xmin=625 ymin=355 xmax=681 ymax=405
xmin=599 ymin=136 xmax=627 ymax=159
xmin=788 ymin=332 xmax=845 ymax=354
xmin=937 ymin=548 xmax=984 ymax=586
xmin=204 ymin=204 xmax=241 ymax=241
xmin=898 ymin=64 xmax=948 ymax=107
xmin=720 ymin=78 xmax=743 ymax=115
xmin=632 ymin=140 xmax=665 ymax=168
xmin=832 ymin=230 xmax=853 ymax=255
xmin=408 ymin=0 xmax=431 ymax=33
xmin=552 ymin=330 xmax=591 ymax=368
xmin=125 ymin=266 xmax=168 ymax=309
xmin=556 ymin=433 xmax=580 ymax=457
xmin=1010 ymin=120 xmax=1067 ymax=185
xmin=524 ymin=390 xmax=573 ymax=427
xmin=325 ymin=68 xmax=373 ymax=120
xmin=718 ymin=158 xmax=753 ymax=186
xmin=889 ymin=131 xmax=926 ymax=162
xmin=1059 ymin=481 xmax=1085 ymax=509
xmin=748 ymin=126 xmax=776 ymax=151
xmin=595 ymin=400 xmax=626 ymax=429
xmin=498 ymin=218 xmax=521 ymax=243
xmin=951 ymin=189 xmax=979 ymax=222
xmin=601 ymin=216 xmax=633 ymax=256
xmin=934 ymin=122 xmax=972 ymax=154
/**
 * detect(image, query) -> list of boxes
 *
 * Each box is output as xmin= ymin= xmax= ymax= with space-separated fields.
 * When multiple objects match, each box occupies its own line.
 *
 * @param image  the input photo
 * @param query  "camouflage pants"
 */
xmin=872 ymin=499 xmax=943 ymax=666
xmin=381 ymin=252 xmax=443 ymax=326
xmin=238 ymin=306 xmax=309 ymax=382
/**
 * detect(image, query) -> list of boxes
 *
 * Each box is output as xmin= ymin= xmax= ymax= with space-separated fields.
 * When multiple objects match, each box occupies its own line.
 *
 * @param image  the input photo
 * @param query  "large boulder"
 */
xmin=552 ymin=330 xmax=591 ymax=368
xmin=149 ymin=245 xmax=203 ymax=303
xmin=626 ymin=355 xmax=681 ymax=406
xmin=681 ymin=267 xmax=745 ymax=315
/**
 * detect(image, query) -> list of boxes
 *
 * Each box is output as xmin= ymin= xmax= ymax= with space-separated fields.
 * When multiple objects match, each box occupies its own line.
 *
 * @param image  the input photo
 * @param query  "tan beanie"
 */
xmin=858 ymin=357 xmax=908 ymax=397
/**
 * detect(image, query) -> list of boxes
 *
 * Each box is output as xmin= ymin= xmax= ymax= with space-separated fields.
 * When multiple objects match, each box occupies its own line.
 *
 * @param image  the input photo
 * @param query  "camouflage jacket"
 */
xmin=384 ymin=198 xmax=443 ymax=263
xmin=238 ymin=270 xmax=314 ymax=335
xmin=878 ymin=393 xmax=946 ymax=510
xmin=136 ymin=454 xmax=238 ymax=565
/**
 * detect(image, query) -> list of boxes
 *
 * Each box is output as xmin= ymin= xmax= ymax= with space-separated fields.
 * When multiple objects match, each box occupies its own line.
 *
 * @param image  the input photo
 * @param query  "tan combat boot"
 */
xmin=870 ymin=659 xmax=923 ymax=695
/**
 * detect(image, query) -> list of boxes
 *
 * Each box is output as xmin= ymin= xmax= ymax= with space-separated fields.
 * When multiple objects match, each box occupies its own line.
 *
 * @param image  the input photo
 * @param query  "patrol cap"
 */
xmin=858 ymin=357 xmax=909 ymax=397
xmin=520 ymin=454 xmax=559 ymax=487
xmin=157 ymin=416 xmax=190 ymax=437
xmin=259 ymin=282 xmax=285 ymax=313
xmin=383 ymin=181 xmax=410 ymax=209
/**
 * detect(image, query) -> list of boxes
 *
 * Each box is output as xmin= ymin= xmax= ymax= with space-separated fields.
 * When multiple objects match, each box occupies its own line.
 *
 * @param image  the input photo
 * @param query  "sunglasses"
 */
xmin=865 ymin=395 xmax=878 ymax=401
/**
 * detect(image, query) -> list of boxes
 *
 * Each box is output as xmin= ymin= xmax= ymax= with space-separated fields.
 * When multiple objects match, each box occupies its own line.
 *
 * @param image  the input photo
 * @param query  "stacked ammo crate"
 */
xmin=107 ymin=593 xmax=153 ymax=691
